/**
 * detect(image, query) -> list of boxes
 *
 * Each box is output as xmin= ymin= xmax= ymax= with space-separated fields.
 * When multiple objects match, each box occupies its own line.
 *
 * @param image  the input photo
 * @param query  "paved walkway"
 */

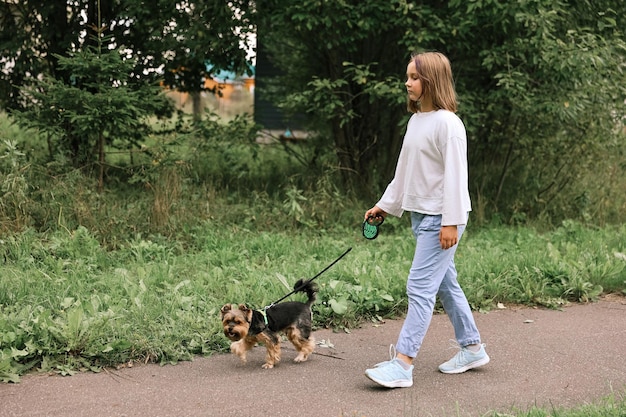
xmin=1 ymin=297 xmax=625 ymax=417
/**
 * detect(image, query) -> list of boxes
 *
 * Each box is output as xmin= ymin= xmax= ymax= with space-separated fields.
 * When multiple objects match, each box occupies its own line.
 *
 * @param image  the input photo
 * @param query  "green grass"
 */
xmin=346 ymin=390 xmax=626 ymax=416
xmin=457 ymin=220 xmax=626 ymax=309
xmin=1 ymin=218 xmax=625 ymax=383
xmin=483 ymin=390 xmax=626 ymax=417
xmin=353 ymin=387 xmax=626 ymax=417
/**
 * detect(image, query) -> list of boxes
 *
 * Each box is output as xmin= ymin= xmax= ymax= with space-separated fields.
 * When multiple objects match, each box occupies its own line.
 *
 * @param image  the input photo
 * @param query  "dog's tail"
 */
xmin=293 ymin=279 xmax=317 ymax=305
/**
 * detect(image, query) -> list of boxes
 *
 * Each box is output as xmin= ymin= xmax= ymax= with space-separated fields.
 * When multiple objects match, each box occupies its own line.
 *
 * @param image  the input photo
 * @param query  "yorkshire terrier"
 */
xmin=220 ymin=279 xmax=317 ymax=369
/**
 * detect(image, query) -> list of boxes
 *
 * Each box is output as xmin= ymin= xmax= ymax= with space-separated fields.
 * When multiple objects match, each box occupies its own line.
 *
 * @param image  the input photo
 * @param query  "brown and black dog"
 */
xmin=220 ymin=279 xmax=317 ymax=369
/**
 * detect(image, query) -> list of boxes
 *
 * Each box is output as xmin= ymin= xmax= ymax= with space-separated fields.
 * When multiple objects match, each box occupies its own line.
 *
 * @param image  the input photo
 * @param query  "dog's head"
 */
xmin=220 ymin=304 xmax=253 ymax=341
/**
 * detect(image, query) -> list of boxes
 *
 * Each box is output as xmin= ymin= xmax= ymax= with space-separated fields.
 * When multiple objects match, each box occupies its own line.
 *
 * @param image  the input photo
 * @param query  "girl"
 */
xmin=364 ymin=52 xmax=489 ymax=388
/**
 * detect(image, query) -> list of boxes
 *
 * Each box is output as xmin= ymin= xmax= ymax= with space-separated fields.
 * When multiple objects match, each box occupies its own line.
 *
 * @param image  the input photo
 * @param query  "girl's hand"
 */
xmin=364 ymin=206 xmax=387 ymax=221
xmin=439 ymin=225 xmax=458 ymax=250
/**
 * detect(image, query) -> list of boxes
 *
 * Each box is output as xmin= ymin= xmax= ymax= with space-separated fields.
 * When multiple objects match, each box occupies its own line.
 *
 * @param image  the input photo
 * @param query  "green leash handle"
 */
xmin=362 ymin=215 xmax=384 ymax=240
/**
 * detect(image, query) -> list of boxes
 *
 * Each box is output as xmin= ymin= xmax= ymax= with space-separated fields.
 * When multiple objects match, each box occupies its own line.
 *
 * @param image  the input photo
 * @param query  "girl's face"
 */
xmin=405 ymin=61 xmax=423 ymax=101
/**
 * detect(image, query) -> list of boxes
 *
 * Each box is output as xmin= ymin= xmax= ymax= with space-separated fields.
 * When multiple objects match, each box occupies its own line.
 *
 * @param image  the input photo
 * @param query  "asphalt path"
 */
xmin=1 ymin=296 xmax=625 ymax=417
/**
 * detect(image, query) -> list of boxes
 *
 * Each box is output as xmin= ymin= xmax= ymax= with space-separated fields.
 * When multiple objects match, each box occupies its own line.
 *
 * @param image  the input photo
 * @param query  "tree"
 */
xmin=256 ymin=0 xmax=432 ymax=192
xmin=12 ymin=31 xmax=171 ymax=191
xmin=446 ymin=0 xmax=626 ymax=220
xmin=114 ymin=0 xmax=255 ymax=119
xmin=1 ymin=1 xmax=77 ymax=110
xmin=0 ymin=0 xmax=255 ymax=108
xmin=0 ymin=0 xmax=256 ymax=163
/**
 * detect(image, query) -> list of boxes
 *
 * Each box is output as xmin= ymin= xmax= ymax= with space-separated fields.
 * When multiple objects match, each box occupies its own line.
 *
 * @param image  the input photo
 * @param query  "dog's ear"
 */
xmin=238 ymin=304 xmax=253 ymax=322
xmin=220 ymin=304 xmax=233 ymax=319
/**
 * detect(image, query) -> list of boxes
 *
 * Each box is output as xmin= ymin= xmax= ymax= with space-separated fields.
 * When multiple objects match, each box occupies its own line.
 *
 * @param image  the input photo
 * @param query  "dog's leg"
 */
xmin=257 ymin=333 xmax=280 ymax=369
xmin=230 ymin=338 xmax=256 ymax=364
xmin=286 ymin=327 xmax=315 ymax=363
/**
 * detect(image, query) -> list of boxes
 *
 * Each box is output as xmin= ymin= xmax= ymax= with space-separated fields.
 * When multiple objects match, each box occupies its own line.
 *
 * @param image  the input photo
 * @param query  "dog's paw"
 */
xmin=293 ymin=353 xmax=309 ymax=363
xmin=230 ymin=341 xmax=248 ymax=363
xmin=261 ymin=362 xmax=274 ymax=369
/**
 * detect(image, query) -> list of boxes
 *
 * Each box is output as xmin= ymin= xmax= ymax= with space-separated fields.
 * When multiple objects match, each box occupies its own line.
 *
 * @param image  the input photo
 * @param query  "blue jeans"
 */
xmin=396 ymin=212 xmax=481 ymax=358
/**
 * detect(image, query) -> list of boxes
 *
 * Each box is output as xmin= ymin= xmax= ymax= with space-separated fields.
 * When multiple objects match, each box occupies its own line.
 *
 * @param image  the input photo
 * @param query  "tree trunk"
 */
xmin=191 ymin=91 xmax=202 ymax=121
xmin=98 ymin=132 xmax=105 ymax=193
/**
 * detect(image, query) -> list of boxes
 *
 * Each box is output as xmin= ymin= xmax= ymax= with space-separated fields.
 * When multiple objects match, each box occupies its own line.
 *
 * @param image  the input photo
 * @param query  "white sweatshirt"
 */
xmin=376 ymin=109 xmax=471 ymax=226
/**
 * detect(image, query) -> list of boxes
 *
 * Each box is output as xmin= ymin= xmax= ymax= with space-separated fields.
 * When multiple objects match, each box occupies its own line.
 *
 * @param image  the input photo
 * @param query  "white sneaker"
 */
xmin=438 ymin=343 xmax=490 ymax=374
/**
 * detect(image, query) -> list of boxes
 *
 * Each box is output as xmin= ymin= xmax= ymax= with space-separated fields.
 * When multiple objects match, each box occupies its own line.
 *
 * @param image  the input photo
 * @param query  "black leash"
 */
xmin=265 ymin=247 xmax=352 ymax=309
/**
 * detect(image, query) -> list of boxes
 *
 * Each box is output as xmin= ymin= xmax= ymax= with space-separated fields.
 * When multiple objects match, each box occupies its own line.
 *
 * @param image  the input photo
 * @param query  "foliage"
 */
xmin=144 ymin=0 xmax=255 ymax=91
xmin=458 ymin=220 xmax=625 ymax=310
xmin=11 ymin=33 xmax=173 ymax=180
xmin=257 ymin=0 xmax=626 ymax=223
xmin=0 ymin=139 xmax=30 ymax=231
xmin=447 ymin=0 xmax=626 ymax=224
xmin=0 ymin=0 xmax=254 ymax=114
xmin=3 ymin=1 xmax=626 ymax=225
xmin=1 ymin=211 xmax=624 ymax=381
xmin=256 ymin=0 xmax=420 ymax=191
xmin=182 ymin=112 xmax=262 ymax=185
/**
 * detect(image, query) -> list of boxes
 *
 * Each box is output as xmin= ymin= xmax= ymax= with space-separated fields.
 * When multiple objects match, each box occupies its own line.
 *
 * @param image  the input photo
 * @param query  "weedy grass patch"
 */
xmin=1 ymin=219 xmax=625 ymax=382
xmin=484 ymin=390 xmax=626 ymax=417
xmin=458 ymin=220 xmax=626 ymax=310
xmin=386 ymin=389 xmax=626 ymax=417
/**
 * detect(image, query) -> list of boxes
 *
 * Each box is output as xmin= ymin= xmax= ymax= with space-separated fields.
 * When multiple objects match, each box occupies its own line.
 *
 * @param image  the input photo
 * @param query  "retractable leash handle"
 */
xmin=266 ymin=247 xmax=353 ymax=309
xmin=362 ymin=215 xmax=384 ymax=240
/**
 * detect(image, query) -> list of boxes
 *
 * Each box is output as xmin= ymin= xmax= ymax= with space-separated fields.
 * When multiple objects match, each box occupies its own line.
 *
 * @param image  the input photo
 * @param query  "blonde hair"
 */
xmin=407 ymin=52 xmax=458 ymax=113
